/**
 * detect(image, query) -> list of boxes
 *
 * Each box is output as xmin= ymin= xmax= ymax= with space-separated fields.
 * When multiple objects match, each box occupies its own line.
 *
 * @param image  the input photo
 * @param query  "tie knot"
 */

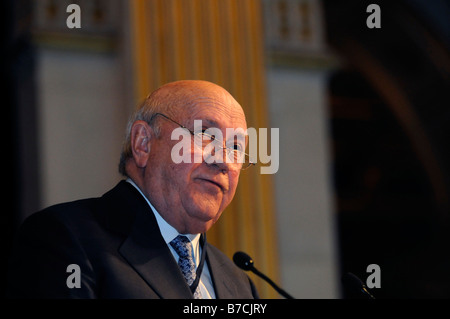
xmin=170 ymin=235 xmax=193 ymax=258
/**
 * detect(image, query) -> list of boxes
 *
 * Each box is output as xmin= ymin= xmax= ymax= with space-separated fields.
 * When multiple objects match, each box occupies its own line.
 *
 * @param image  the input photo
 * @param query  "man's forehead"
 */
xmin=189 ymin=113 xmax=247 ymax=131
xmin=182 ymin=101 xmax=247 ymax=129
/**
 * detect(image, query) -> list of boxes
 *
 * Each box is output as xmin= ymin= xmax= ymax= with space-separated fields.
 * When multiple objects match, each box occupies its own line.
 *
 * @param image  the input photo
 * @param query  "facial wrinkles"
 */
xmin=136 ymin=81 xmax=247 ymax=234
xmin=187 ymin=102 xmax=246 ymax=165
xmin=184 ymin=99 xmax=246 ymax=129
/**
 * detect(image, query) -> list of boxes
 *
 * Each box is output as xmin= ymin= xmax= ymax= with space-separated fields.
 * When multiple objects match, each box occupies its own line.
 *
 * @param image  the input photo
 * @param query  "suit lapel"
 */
xmin=206 ymin=245 xmax=240 ymax=299
xmin=103 ymin=181 xmax=193 ymax=299
xmin=118 ymin=209 xmax=193 ymax=299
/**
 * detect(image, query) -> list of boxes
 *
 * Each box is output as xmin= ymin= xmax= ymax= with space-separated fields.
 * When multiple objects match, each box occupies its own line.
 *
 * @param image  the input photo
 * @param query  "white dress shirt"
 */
xmin=126 ymin=178 xmax=216 ymax=299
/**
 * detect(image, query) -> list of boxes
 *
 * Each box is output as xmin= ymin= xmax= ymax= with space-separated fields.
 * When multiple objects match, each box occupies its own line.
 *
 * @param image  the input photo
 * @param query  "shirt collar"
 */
xmin=125 ymin=178 xmax=200 ymax=247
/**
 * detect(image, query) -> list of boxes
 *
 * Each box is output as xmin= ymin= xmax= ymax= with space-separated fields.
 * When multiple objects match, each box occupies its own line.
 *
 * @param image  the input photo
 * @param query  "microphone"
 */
xmin=341 ymin=272 xmax=375 ymax=299
xmin=233 ymin=251 xmax=294 ymax=299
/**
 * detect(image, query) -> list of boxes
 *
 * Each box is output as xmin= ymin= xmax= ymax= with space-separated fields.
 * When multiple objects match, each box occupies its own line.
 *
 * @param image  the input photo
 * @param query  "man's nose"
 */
xmin=203 ymin=143 xmax=231 ymax=171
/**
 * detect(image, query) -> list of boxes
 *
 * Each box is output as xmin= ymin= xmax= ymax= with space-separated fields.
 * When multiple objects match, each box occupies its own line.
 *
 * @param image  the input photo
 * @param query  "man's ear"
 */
xmin=130 ymin=120 xmax=152 ymax=168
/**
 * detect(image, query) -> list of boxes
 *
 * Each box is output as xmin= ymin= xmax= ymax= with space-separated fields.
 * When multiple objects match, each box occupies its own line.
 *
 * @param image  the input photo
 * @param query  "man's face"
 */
xmin=143 ymin=96 xmax=248 ymax=234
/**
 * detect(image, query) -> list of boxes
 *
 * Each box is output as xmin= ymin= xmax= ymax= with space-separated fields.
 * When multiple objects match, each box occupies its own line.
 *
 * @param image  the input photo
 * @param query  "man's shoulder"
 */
xmin=39 ymin=197 xmax=100 ymax=216
xmin=21 ymin=180 xmax=136 ymax=228
xmin=7 ymin=190 xmax=120 ymax=299
xmin=17 ymin=197 xmax=102 ymax=242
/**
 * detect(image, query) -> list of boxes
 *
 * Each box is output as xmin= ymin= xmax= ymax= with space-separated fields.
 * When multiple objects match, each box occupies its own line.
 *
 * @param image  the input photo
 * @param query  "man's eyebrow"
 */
xmin=189 ymin=118 xmax=219 ymax=128
xmin=201 ymin=119 xmax=219 ymax=127
xmin=190 ymin=118 xmax=247 ymax=138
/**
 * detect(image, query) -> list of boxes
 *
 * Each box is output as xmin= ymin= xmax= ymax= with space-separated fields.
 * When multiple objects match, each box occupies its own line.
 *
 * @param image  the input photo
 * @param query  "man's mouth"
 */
xmin=197 ymin=178 xmax=225 ymax=191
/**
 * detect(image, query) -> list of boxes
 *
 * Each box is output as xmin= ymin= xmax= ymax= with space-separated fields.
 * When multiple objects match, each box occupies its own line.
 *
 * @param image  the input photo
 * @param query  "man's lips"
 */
xmin=196 ymin=178 xmax=226 ymax=191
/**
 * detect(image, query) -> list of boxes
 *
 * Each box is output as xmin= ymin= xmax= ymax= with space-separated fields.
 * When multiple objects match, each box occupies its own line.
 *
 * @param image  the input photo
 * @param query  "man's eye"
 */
xmin=197 ymin=128 xmax=211 ymax=137
xmin=201 ymin=131 xmax=215 ymax=140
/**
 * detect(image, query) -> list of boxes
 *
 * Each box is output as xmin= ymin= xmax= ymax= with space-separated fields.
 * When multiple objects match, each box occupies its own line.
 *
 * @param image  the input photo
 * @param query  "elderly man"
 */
xmin=7 ymin=80 xmax=258 ymax=299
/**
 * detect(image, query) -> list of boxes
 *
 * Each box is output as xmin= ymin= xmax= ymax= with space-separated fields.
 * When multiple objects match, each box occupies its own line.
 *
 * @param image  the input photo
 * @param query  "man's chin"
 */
xmin=185 ymin=207 xmax=222 ymax=234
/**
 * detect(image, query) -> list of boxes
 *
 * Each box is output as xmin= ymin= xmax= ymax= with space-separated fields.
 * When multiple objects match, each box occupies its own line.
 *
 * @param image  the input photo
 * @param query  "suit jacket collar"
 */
xmin=101 ymin=181 xmax=240 ymax=299
xmin=205 ymin=245 xmax=246 ymax=299
xmin=102 ymin=181 xmax=193 ymax=298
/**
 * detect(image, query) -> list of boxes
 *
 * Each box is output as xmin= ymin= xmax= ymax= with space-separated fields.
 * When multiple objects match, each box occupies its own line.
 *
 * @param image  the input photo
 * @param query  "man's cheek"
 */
xmin=168 ymin=161 xmax=191 ymax=175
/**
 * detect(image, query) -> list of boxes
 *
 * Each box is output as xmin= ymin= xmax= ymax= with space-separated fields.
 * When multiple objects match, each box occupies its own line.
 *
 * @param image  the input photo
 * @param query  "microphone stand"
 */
xmin=250 ymin=266 xmax=294 ymax=299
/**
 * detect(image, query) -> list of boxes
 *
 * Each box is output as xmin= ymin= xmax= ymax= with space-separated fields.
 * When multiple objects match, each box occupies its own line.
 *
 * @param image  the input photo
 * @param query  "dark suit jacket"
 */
xmin=7 ymin=181 xmax=258 ymax=299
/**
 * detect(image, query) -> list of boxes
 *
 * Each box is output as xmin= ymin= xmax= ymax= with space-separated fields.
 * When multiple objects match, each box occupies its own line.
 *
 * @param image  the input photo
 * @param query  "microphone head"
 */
xmin=233 ymin=251 xmax=255 ymax=271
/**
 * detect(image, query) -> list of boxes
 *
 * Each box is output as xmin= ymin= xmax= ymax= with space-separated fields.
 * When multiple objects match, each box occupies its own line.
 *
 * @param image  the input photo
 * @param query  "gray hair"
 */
xmin=118 ymin=94 xmax=172 ymax=176
xmin=118 ymin=80 xmax=237 ymax=176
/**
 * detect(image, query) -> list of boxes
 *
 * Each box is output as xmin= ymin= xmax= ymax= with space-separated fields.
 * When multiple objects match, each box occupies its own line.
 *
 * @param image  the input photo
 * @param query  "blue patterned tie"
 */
xmin=170 ymin=235 xmax=202 ymax=299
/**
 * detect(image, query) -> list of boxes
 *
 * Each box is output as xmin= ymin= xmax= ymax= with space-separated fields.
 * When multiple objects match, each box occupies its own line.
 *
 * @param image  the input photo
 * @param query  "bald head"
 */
xmin=147 ymin=80 xmax=242 ymax=115
xmin=119 ymin=80 xmax=248 ymax=234
xmin=119 ymin=80 xmax=246 ymax=176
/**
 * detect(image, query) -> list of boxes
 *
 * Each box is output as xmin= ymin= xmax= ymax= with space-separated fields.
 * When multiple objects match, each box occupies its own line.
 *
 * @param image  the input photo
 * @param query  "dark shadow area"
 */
xmin=323 ymin=0 xmax=450 ymax=298
xmin=1 ymin=0 xmax=40 ymax=297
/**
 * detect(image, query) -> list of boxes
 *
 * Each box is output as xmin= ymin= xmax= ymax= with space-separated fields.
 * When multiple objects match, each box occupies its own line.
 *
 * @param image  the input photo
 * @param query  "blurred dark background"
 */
xmin=324 ymin=0 xmax=450 ymax=298
xmin=2 ymin=0 xmax=40 ymax=295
